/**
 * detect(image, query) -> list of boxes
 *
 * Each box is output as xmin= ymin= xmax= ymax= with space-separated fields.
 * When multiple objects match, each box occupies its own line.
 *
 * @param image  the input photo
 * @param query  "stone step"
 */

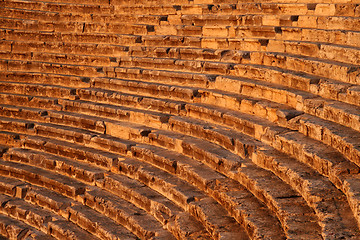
xmin=3 ymin=12 xmax=360 ymax=38
xmin=181 ymin=14 xmax=360 ymax=31
xmin=2 ymin=85 xmax=360 ymax=185
xmin=2 ymin=87 xmax=360 ymax=218
xmin=289 ymin=113 xmax=360 ymax=171
xmin=1 ymin=0 xmax=114 ymax=14
xmin=113 ymin=3 xmax=360 ymax=16
xmin=0 ymin=116 xmax=318 ymax=238
xmin=83 ymin=188 xmax=176 ymax=240
xmin=0 ymin=71 xmax=90 ymax=88
xmin=88 ymin=77 xmax=304 ymax=123
xmin=142 ymin=131 xmax=334 ymax=238
xmin=115 ymin=56 xmax=319 ymax=91
xmin=78 ymin=87 xmax=191 ymax=113
xmin=0 ymin=172 xmax=177 ymax=240
xmin=0 ymin=212 xmax=54 ymax=240
xmin=0 ymin=16 xmax=158 ymax=35
xmin=0 ymin=92 xmax=292 ymax=142
xmin=4 ymin=33 xmax=360 ymax=67
xmin=0 ymin=28 xmax=146 ymax=47
xmin=0 ymin=115 xmax=296 ymax=237
xmin=164 ymin=115 xmax=360 ymax=237
xmin=0 ymin=103 xmax=346 ymax=238
xmin=0 ymin=158 xmax=87 ymax=198
xmin=7 ymin=40 xmax=130 ymax=59
xmin=99 ymin=173 xmax=213 ymax=239
xmin=21 ymin=135 xmax=121 ymax=170
xmin=65 ymin=203 xmax=139 ymax=240
xmin=0 ymin=132 xmax=222 ymax=239
xmin=212 ymin=75 xmax=360 ymax=134
xmin=3 ymin=148 xmax=106 ymax=184
xmin=3 ymin=27 xmax=360 ymax=68
xmin=0 ymin=81 xmax=77 ymax=99
xmin=4 ymin=16 xmax=360 ymax=49
xmin=0 ymin=109 xmax=316 ymax=238
xmin=130 ymin=143 xmax=318 ymax=238
xmin=17 ymin=134 xmax=285 ymax=239
xmin=180 ymin=103 xmax=360 ymax=223
xmin=0 ymin=59 xmax=103 ymax=78
xmin=0 ymin=96 xmax=352 ymax=227
xmin=0 ymin=104 xmax=108 ymax=133
xmin=0 ymin=194 xmax=63 ymax=234
xmin=0 ymin=51 xmax=119 ymax=68
xmin=113 ymin=157 xmax=251 ymax=239
xmin=2 ymin=52 xmax=360 ymax=111
xmin=0 ymin=8 xmax=168 ymax=25
xmin=3 ymin=44 xmax=359 ymax=107
xmin=111 ymin=1 xmax=360 ymax=16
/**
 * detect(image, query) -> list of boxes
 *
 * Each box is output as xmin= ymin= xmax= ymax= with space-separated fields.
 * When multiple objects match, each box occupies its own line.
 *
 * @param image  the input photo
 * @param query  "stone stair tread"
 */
xmin=0 ymin=212 xmax=54 ymax=240
xmin=100 ymin=173 xmax=213 ymax=239
xmin=67 ymin=204 xmax=138 ymax=240
xmin=1 ymin=0 xmax=360 ymax=239
xmin=145 ymin=130 xmax=322 ymax=238
xmin=0 ymin=158 xmax=86 ymax=198
xmin=21 ymin=135 xmax=121 ymax=169
xmin=3 ymin=148 xmax=106 ymax=183
xmin=0 ymin=130 xmax=286 ymax=239
xmin=0 ymin=194 xmax=62 ymax=232
xmin=292 ymin=113 xmax=360 ymax=166
xmin=120 ymin=150 xmax=286 ymax=239
xmin=0 ymin=70 xmax=90 ymax=88
xmin=0 ymin=174 xmax=170 ymax=240
xmin=167 ymin=113 xmax=360 ymax=230
xmin=83 ymin=188 xmax=176 ymax=240
xmin=48 ymin=220 xmax=100 ymax=240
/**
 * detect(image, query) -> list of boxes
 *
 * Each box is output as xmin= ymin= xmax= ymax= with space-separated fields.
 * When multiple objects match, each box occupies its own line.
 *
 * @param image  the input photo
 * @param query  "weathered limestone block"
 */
xmin=48 ymin=220 xmax=98 ymax=240
xmin=67 ymin=204 xmax=138 ymax=240
xmin=0 ymin=159 xmax=86 ymax=198
xmin=3 ymin=148 xmax=105 ymax=184
xmin=84 ymin=188 xmax=175 ymax=240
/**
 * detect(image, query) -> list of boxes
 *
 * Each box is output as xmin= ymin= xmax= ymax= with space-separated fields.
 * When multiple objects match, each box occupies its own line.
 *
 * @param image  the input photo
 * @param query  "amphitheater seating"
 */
xmin=0 ymin=0 xmax=360 ymax=239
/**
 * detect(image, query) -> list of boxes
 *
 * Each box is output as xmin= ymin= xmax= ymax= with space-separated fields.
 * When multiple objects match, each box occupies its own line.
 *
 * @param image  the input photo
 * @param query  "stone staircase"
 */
xmin=0 ymin=0 xmax=360 ymax=239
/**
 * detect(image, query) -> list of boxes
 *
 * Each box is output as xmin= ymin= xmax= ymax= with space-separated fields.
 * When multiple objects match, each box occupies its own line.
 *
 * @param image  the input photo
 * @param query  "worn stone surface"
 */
xmin=0 ymin=0 xmax=360 ymax=239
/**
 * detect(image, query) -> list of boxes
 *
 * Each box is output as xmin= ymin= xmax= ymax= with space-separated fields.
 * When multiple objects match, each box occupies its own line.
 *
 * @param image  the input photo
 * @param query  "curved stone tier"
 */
xmin=0 ymin=0 xmax=360 ymax=239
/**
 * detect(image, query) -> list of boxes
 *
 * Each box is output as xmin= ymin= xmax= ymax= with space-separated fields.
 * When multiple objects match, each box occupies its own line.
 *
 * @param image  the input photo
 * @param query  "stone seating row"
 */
xmin=0 ymin=152 xmax=208 ymax=240
xmin=3 ymin=147 xmax=253 ymax=239
xmin=115 ymin=3 xmax=360 ymax=16
xmin=1 ymin=78 xmax=359 ymax=225
xmin=3 ymin=43 xmax=358 ymax=92
xmin=0 ymin=86 xmax=358 ymax=238
xmin=3 ymin=30 xmax=360 ymax=69
xmin=4 ymin=48 xmax=357 ymax=94
xmin=0 ymin=143 xmax=211 ymax=239
xmin=0 ymin=161 xmax=183 ymax=240
xmin=1 ymin=50 xmax=358 ymax=113
xmin=5 ymin=0 xmax=360 ymax=7
xmin=2 ymin=7 xmax=360 ymax=32
xmin=0 ymin=116 xmax=322 ymax=239
xmin=0 ymin=129 xmax=270 ymax=239
xmin=3 ymin=37 xmax=360 ymax=69
xmin=3 ymin=17 xmax=360 ymax=49
xmin=4 ymin=27 xmax=360 ymax=68
xmin=0 ymin=51 xmax=360 ymax=165
xmin=0 ymin=212 xmax=53 ymax=240
xmin=0 ymin=98 xmax=354 ymax=239
xmin=1 ymin=69 xmax=360 ymax=174
xmin=1 ymin=0 xmax=360 ymax=238
xmin=0 ymin=8 xmax=167 ymax=25
xmin=2 ymin=48 xmax=359 ymax=112
xmin=5 ymin=0 xmax=360 ymax=17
